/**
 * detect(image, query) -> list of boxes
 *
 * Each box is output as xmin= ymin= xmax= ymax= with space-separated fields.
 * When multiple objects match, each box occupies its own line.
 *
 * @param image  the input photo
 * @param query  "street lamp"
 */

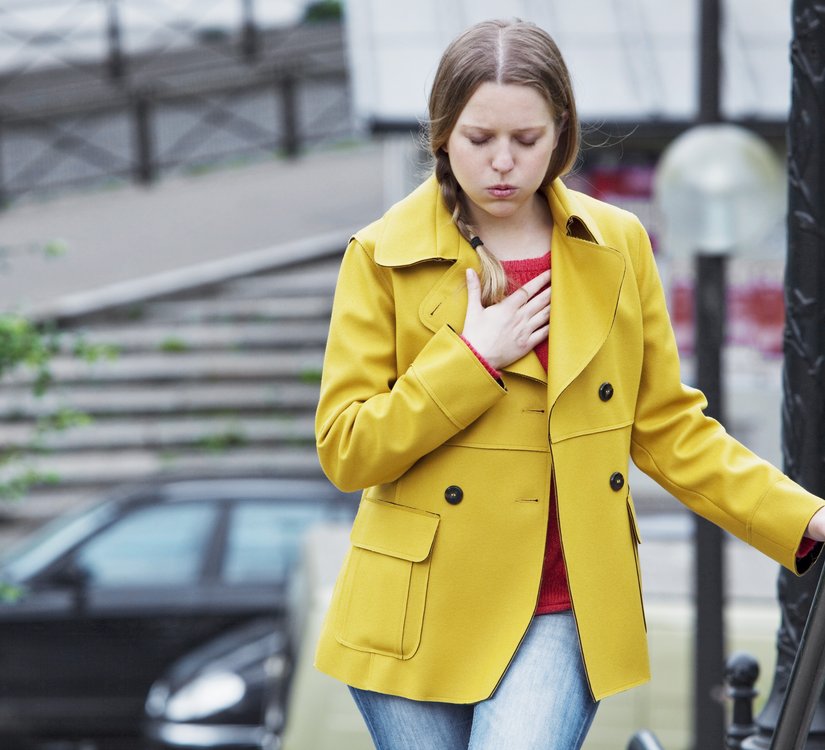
xmin=654 ymin=123 xmax=785 ymax=750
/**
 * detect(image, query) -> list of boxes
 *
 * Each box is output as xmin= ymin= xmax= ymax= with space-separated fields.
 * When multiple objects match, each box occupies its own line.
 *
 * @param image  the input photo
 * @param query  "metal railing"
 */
xmin=629 ymin=630 xmax=825 ymax=750
xmin=0 ymin=1 xmax=353 ymax=205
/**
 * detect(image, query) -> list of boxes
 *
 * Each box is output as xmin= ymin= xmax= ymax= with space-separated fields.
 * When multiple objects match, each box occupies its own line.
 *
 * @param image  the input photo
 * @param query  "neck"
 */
xmin=469 ymin=192 xmax=554 ymax=261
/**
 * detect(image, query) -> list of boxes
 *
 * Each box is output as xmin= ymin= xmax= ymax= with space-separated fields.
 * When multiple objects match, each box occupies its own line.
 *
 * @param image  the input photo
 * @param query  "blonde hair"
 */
xmin=427 ymin=19 xmax=579 ymax=304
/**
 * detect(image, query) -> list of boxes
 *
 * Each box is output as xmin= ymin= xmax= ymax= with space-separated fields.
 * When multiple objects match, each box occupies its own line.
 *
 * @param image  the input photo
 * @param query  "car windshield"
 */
xmin=0 ymin=501 xmax=118 ymax=583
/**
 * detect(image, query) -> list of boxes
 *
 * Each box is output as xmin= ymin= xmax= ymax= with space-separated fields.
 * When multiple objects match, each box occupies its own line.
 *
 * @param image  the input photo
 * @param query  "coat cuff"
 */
xmin=459 ymin=335 xmax=503 ymax=382
xmin=749 ymin=476 xmax=825 ymax=574
xmin=410 ymin=325 xmax=506 ymax=429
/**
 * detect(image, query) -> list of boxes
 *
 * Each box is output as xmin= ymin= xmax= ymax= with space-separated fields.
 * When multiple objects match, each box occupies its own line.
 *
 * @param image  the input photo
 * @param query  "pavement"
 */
xmin=0 ymin=141 xmax=794 ymax=746
xmin=0 ymin=143 xmax=385 ymax=313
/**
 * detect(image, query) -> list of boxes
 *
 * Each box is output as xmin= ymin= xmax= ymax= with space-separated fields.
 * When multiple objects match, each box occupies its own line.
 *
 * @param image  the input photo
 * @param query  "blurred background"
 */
xmin=0 ymin=1 xmax=809 ymax=749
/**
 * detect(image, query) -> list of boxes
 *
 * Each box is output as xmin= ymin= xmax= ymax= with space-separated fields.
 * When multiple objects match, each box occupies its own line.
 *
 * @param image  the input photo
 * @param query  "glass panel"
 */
xmin=75 ymin=504 xmax=216 ymax=587
xmin=224 ymin=502 xmax=347 ymax=584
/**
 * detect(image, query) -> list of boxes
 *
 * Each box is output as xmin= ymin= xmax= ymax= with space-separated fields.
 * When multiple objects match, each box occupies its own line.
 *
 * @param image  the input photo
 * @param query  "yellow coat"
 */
xmin=314 ymin=175 xmax=823 ymax=702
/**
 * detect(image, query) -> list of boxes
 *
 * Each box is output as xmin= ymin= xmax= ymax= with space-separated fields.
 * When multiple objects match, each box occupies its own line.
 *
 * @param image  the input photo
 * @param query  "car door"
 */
xmin=0 ymin=499 xmax=233 ymax=737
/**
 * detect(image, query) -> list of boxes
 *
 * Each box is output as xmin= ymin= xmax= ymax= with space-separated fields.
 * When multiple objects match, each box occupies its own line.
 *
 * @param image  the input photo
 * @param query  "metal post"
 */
xmin=0 ymin=118 xmax=7 ymax=209
xmin=693 ymin=1 xmax=726 ymax=746
xmin=133 ymin=93 xmax=155 ymax=184
xmin=280 ymin=72 xmax=300 ymax=158
xmin=694 ymin=253 xmax=728 ymax=749
xmin=699 ymin=0 xmax=721 ymax=124
xmin=241 ymin=0 xmax=259 ymax=63
xmin=105 ymin=0 xmax=126 ymax=81
xmin=726 ymin=652 xmax=760 ymax=749
xmin=742 ymin=1 xmax=825 ymax=747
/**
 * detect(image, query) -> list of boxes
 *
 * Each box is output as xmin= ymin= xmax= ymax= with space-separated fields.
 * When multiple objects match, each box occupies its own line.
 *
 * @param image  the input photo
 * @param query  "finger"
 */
xmin=528 ymin=304 xmax=551 ymax=329
xmin=504 ymin=285 xmax=532 ymax=308
xmin=522 ymin=286 xmax=551 ymax=316
xmin=526 ymin=324 xmax=550 ymax=348
xmin=466 ymin=269 xmax=482 ymax=309
xmin=520 ymin=269 xmax=552 ymax=298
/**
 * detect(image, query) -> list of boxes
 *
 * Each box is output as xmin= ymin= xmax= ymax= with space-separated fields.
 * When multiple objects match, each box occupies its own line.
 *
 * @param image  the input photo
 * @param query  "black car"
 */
xmin=144 ymin=616 xmax=290 ymax=750
xmin=0 ymin=477 xmax=358 ymax=749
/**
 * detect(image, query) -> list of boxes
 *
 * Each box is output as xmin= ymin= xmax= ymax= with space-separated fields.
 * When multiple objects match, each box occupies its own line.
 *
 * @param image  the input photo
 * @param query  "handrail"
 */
xmin=767 ymin=562 xmax=825 ymax=749
xmin=627 ymin=730 xmax=666 ymax=750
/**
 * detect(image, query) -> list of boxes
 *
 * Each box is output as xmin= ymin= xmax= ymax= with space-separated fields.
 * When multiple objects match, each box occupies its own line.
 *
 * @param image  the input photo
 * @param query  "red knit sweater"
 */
xmin=499 ymin=253 xmax=571 ymax=614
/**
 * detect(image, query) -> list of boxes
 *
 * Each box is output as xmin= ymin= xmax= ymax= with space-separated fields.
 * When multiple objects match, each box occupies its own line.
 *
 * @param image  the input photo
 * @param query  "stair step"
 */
xmin=0 ymin=414 xmax=315 ymax=451
xmin=59 ymin=321 xmax=331 ymax=353
xmin=0 ymin=448 xmax=322 ymax=489
xmin=220 ymin=264 xmax=341 ymax=298
xmin=0 ymin=382 xmax=321 ymax=418
xmin=0 ymin=250 xmax=346 ymax=543
xmin=8 ymin=351 xmax=325 ymax=386
xmin=137 ymin=295 xmax=334 ymax=324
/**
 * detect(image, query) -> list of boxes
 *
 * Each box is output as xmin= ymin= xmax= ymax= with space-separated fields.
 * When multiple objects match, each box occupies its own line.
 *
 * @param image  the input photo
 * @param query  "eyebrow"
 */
xmin=459 ymin=125 xmax=547 ymax=135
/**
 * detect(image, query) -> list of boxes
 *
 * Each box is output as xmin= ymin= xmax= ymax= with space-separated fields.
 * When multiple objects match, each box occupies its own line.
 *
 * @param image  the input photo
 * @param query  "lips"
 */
xmin=487 ymin=184 xmax=517 ymax=198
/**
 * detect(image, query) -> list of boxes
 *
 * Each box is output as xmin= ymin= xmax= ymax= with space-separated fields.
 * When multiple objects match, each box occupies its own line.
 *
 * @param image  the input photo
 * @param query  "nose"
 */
xmin=491 ymin=143 xmax=514 ymax=174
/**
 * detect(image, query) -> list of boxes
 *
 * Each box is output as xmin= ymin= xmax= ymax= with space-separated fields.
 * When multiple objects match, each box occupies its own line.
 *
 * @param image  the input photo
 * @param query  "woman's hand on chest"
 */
xmin=461 ymin=268 xmax=551 ymax=371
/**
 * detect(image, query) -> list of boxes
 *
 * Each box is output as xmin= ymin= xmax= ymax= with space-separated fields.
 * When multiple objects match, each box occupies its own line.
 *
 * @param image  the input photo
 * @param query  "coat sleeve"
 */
xmin=315 ymin=238 xmax=506 ymax=492
xmin=627 ymin=220 xmax=824 ymax=574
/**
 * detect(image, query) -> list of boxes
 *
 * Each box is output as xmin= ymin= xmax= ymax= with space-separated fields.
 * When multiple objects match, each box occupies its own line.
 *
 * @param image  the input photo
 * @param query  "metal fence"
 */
xmin=0 ymin=1 xmax=353 ymax=204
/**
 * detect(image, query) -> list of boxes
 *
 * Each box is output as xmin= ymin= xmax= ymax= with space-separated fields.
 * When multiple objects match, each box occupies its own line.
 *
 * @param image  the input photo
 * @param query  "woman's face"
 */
xmin=445 ymin=82 xmax=561 ymax=227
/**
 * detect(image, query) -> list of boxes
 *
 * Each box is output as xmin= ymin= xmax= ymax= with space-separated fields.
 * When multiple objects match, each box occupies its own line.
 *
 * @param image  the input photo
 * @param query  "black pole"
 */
xmin=693 ymin=1 xmax=727 ymax=747
xmin=133 ymin=93 xmax=155 ymax=184
xmin=0 ymin=117 xmax=7 ymax=209
xmin=694 ymin=253 xmax=728 ymax=749
xmin=280 ymin=71 xmax=300 ymax=158
xmin=105 ymin=0 xmax=126 ymax=81
xmin=241 ymin=0 xmax=259 ymax=63
xmin=742 ymin=1 xmax=825 ymax=747
xmin=699 ymin=0 xmax=721 ymax=123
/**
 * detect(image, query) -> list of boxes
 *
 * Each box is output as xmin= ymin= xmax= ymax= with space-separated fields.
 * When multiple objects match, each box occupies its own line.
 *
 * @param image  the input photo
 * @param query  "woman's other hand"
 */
xmin=461 ymin=268 xmax=551 ymax=371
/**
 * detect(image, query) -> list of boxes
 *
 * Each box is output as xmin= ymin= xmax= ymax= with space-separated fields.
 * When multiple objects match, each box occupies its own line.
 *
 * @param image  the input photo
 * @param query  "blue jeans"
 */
xmin=349 ymin=611 xmax=598 ymax=750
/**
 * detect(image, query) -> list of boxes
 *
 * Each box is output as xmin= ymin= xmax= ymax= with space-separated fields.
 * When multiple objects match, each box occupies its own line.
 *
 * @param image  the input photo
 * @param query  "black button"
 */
xmin=599 ymin=382 xmax=614 ymax=401
xmin=610 ymin=472 xmax=625 ymax=491
xmin=444 ymin=485 xmax=464 ymax=505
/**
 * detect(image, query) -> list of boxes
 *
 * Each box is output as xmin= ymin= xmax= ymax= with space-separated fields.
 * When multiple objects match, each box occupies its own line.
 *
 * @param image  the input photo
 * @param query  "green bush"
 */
xmin=303 ymin=0 xmax=342 ymax=23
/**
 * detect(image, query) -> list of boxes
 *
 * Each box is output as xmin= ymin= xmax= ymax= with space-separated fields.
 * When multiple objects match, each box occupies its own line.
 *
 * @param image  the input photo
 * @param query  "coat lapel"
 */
xmin=546 ymin=192 xmax=626 ymax=409
xmin=373 ymin=175 xmax=626 ymax=393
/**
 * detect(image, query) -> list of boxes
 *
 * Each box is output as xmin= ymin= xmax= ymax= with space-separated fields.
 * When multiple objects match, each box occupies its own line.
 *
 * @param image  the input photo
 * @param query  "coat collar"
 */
xmin=373 ymin=175 xmax=606 ymax=267
xmin=372 ymin=175 xmax=626 ymax=400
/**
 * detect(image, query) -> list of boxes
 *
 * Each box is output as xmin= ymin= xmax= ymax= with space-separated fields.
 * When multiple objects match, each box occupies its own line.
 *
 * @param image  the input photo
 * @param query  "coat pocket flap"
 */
xmin=350 ymin=499 xmax=440 ymax=562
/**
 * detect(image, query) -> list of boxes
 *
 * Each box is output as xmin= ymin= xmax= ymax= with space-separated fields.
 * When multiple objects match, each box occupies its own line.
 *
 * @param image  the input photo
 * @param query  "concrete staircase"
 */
xmin=0 ymin=236 xmax=348 ymax=540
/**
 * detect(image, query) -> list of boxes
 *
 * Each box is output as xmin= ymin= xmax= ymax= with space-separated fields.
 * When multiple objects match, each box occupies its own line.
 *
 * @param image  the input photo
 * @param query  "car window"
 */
xmin=223 ymin=502 xmax=341 ymax=584
xmin=74 ymin=504 xmax=217 ymax=587
xmin=1 ymin=502 xmax=117 ymax=584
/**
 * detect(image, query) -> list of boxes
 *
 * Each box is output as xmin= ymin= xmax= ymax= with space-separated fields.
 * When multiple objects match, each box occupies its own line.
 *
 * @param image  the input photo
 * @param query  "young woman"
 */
xmin=313 ymin=18 xmax=825 ymax=750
